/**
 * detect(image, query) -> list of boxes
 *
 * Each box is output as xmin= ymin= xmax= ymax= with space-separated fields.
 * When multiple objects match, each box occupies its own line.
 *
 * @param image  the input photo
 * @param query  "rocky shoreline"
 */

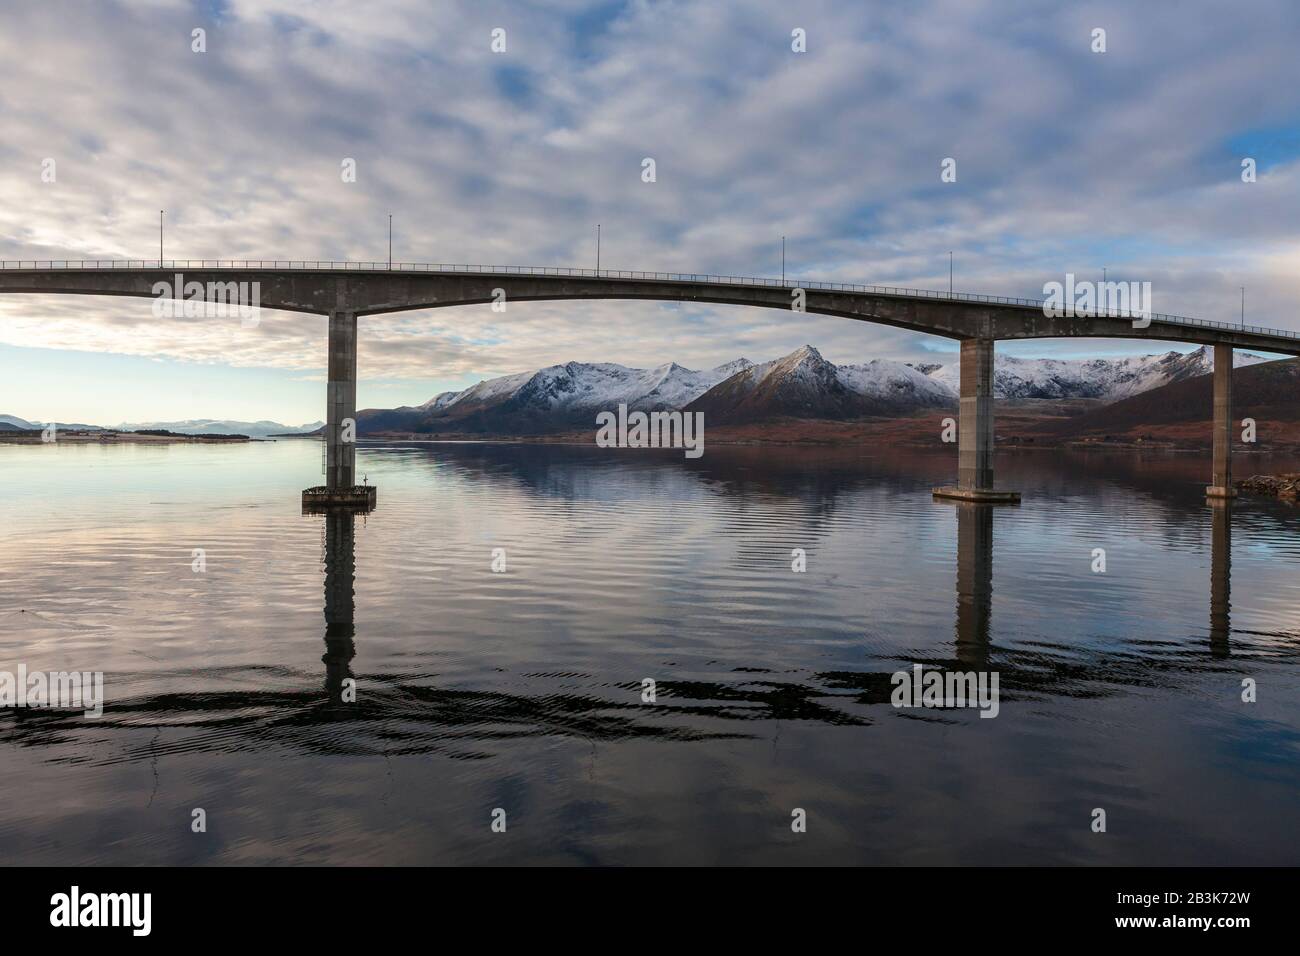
xmin=1235 ymin=473 xmax=1300 ymax=499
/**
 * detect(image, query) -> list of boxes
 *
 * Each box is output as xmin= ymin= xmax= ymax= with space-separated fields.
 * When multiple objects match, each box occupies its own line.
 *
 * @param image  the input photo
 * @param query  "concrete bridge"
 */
xmin=5 ymin=259 xmax=1300 ymax=504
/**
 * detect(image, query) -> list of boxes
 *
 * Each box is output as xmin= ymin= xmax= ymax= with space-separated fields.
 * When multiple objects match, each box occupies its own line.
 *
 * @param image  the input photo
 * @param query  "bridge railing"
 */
xmin=2 ymin=258 xmax=1297 ymax=341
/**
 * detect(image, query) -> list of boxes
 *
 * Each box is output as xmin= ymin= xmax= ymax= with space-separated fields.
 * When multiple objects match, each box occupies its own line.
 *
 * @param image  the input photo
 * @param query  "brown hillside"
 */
xmin=1031 ymin=357 xmax=1300 ymax=445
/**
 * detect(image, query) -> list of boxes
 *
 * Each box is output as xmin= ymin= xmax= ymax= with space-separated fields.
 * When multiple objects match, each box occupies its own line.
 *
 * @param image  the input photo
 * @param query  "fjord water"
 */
xmin=2 ymin=439 xmax=1298 ymax=866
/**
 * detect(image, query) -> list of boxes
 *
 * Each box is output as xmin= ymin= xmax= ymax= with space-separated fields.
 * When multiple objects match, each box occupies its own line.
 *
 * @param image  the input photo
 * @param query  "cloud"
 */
xmin=2 ymin=0 xmax=1300 ymax=395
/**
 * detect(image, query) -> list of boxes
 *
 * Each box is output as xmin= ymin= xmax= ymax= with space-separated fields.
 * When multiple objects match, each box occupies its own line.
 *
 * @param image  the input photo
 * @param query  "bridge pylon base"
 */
xmin=302 ymin=485 xmax=377 ymax=514
xmin=933 ymin=486 xmax=1021 ymax=504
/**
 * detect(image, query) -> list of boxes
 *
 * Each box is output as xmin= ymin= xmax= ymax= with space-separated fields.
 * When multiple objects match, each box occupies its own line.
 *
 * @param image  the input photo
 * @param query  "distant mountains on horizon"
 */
xmin=1 ymin=344 xmax=1275 ymax=440
xmin=353 ymin=344 xmax=1267 ymax=434
xmin=0 ymin=415 xmax=323 ymax=438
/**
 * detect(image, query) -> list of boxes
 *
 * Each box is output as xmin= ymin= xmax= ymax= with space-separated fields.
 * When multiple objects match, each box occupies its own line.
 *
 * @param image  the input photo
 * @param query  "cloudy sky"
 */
xmin=2 ymin=0 xmax=1299 ymax=424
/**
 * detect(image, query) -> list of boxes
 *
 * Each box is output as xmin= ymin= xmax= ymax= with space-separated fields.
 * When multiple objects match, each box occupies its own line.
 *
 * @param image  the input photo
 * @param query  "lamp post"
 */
xmin=388 ymin=214 xmax=392 ymax=269
xmin=782 ymin=236 xmax=786 ymax=284
xmin=948 ymin=251 xmax=953 ymax=296
xmin=596 ymin=224 xmax=601 ymax=273
xmin=159 ymin=210 xmax=164 ymax=267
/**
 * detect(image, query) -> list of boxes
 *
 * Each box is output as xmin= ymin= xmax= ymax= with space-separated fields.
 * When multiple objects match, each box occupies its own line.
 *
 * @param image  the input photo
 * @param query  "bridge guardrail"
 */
xmin=1 ymin=258 xmax=1295 ymax=341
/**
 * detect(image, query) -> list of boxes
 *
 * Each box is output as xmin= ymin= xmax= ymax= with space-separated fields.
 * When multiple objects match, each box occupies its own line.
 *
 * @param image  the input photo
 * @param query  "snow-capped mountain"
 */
xmin=360 ymin=358 xmax=755 ymax=434
xmin=351 ymin=344 xmax=1265 ymax=435
xmin=926 ymin=346 xmax=1265 ymax=400
xmin=686 ymin=346 xmax=952 ymax=423
xmin=115 ymin=419 xmax=324 ymax=437
xmin=8 ymin=345 xmax=1259 ymax=440
xmin=837 ymin=358 xmax=957 ymax=405
xmin=423 ymin=359 xmax=753 ymax=415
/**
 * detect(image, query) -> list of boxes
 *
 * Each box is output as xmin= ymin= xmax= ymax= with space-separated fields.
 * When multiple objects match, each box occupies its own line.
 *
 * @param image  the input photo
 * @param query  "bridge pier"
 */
xmin=934 ymin=337 xmax=1020 ymax=503
xmin=326 ymin=310 xmax=357 ymax=490
xmin=1206 ymin=344 xmax=1236 ymax=499
xmin=303 ymin=310 xmax=376 ymax=510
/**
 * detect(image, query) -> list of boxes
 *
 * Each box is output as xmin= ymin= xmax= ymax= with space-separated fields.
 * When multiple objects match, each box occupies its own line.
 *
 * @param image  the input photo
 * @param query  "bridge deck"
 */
xmin=2 ymin=259 xmax=1298 ymax=354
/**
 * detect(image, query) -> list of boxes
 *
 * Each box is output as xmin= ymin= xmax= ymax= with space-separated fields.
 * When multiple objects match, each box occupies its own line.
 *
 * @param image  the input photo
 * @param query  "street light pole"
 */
xmin=596 ymin=224 xmax=601 ymax=273
xmin=782 ymin=236 xmax=785 ymax=284
xmin=1241 ymin=287 xmax=1245 ymax=327
xmin=159 ymin=210 xmax=164 ymax=267
xmin=388 ymin=214 xmax=392 ymax=269
xmin=948 ymin=251 xmax=953 ymax=296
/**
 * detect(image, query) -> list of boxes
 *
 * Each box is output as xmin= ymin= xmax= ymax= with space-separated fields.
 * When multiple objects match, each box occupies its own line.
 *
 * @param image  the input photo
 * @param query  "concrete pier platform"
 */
xmin=933 ymin=486 xmax=1021 ymax=504
xmin=302 ymin=485 xmax=377 ymax=513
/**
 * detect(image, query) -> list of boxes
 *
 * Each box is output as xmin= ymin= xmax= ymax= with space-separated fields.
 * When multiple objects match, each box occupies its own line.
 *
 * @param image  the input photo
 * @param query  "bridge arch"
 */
xmin=4 ymin=261 xmax=1294 ymax=502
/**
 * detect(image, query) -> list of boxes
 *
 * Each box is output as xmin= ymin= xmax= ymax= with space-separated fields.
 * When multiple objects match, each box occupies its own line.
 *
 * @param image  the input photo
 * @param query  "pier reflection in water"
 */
xmin=308 ymin=482 xmax=1241 ymax=716
xmin=3 ymin=440 xmax=1296 ymax=866
xmin=954 ymin=502 xmax=994 ymax=666
xmin=321 ymin=510 xmax=357 ymax=707
xmin=1210 ymin=499 xmax=1232 ymax=657
xmin=948 ymin=497 xmax=1235 ymax=672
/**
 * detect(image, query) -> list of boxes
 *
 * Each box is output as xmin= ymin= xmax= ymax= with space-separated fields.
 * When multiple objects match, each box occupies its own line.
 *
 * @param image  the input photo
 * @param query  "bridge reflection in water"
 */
xmin=954 ymin=502 xmax=994 ymax=667
xmin=321 ymin=510 xmax=358 ymax=708
xmin=946 ymin=498 xmax=1233 ymax=668
xmin=1210 ymin=499 xmax=1232 ymax=658
xmin=308 ymin=495 xmax=1238 ymax=718
xmin=2 ymin=487 xmax=1242 ymax=761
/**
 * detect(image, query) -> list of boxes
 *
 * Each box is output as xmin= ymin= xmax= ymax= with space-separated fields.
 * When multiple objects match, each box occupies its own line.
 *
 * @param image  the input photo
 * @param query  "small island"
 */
xmin=0 ymin=428 xmax=254 ymax=444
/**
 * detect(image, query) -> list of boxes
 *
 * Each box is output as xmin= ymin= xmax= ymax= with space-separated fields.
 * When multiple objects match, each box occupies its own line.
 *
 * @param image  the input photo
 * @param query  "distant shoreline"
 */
xmin=0 ymin=431 xmax=257 ymax=444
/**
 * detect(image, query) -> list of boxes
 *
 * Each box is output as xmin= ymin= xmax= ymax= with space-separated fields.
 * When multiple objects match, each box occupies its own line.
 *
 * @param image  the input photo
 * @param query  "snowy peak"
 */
xmin=925 ymin=347 xmax=1266 ymax=400
xmin=413 ymin=357 xmax=755 ymax=419
xmin=685 ymin=346 xmax=951 ymax=424
xmin=743 ymin=344 xmax=837 ymax=389
xmin=837 ymin=359 xmax=956 ymax=404
xmin=358 ymin=344 xmax=1261 ymax=435
xmin=713 ymin=358 xmax=754 ymax=376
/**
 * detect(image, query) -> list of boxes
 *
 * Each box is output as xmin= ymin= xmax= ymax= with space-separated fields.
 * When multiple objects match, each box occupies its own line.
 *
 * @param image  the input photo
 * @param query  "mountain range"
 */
xmin=1032 ymin=355 xmax=1300 ymax=442
xmin=2 ymin=345 xmax=1271 ymax=439
xmin=0 ymin=415 xmax=322 ymax=437
xmin=115 ymin=419 xmax=324 ymax=438
xmin=354 ymin=344 xmax=1266 ymax=434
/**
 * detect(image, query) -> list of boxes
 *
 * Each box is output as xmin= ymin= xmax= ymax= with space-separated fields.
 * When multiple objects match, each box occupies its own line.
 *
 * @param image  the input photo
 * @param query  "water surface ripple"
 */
xmin=1 ymin=440 xmax=1298 ymax=864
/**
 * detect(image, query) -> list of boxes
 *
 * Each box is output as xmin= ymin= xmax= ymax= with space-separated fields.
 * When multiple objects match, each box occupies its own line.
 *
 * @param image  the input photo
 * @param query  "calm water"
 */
xmin=2 ymin=439 xmax=1298 ymax=865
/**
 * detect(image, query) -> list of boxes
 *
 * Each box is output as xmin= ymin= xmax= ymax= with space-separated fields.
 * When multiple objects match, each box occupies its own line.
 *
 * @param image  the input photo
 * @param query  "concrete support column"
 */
xmin=958 ymin=337 xmax=995 ymax=492
xmin=934 ymin=337 xmax=1019 ymax=502
xmin=1207 ymin=343 xmax=1236 ymax=498
xmin=325 ymin=310 xmax=357 ymax=490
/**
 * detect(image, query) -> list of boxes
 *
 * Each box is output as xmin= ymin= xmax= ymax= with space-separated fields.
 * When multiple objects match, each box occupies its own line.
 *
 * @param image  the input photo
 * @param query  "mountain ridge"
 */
xmin=5 ymin=345 xmax=1268 ymax=438
xmin=355 ymin=344 xmax=1263 ymax=435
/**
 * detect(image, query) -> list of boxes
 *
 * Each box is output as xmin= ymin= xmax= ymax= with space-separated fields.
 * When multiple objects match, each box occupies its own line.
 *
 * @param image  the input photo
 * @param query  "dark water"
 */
xmin=2 ymin=439 xmax=1298 ymax=865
